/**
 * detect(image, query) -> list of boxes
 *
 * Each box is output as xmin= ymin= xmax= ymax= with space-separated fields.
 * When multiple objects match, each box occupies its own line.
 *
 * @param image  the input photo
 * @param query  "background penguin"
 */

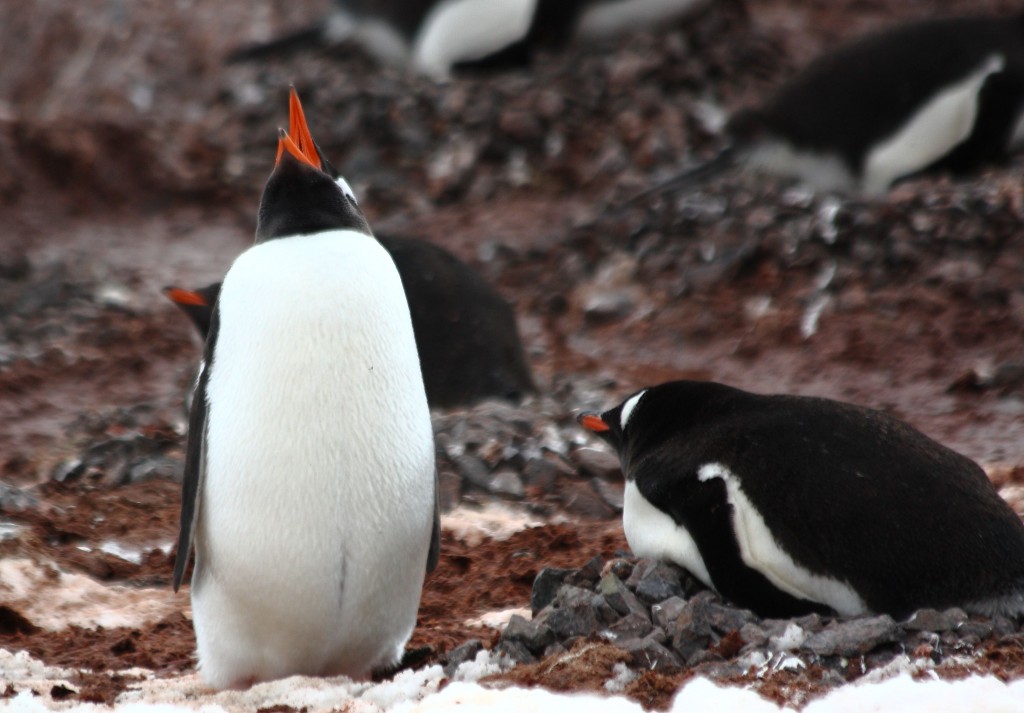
xmin=636 ymin=14 xmax=1024 ymax=199
xmin=173 ymin=88 xmax=440 ymax=689
xmin=228 ymin=0 xmax=710 ymax=79
xmin=578 ymin=380 xmax=1024 ymax=619
xmin=164 ymin=236 xmax=534 ymax=409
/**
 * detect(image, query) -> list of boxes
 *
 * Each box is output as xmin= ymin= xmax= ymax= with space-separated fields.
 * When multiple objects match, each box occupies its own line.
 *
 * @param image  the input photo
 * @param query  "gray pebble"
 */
xmin=903 ymin=608 xmax=967 ymax=633
xmin=802 ymin=615 xmax=900 ymax=657
xmin=502 ymin=614 xmax=556 ymax=654
xmin=531 ymin=568 xmax=573 ymax=615
xmin=620 ymin=636 xmax=683 ymax=674
xmin=443 ymin=639 xmax=483 ymax=677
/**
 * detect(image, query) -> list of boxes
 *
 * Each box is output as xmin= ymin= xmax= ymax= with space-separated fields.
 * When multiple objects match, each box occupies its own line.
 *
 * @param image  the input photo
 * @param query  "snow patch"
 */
xmin=604 ymin=662 xmax=638 ymax=693
xmin=441 ymin=502 xmax=543 ymax=546
xmin=0 ymin=558 xmax=183 ymax=631
xmin=465 ymin=607 xmax=531 ymax=629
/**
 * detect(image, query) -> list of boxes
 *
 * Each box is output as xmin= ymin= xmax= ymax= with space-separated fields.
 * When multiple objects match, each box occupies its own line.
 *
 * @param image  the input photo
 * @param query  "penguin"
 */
xmin=172 ymin=88 xmax=440 ymax=689
xmin=635 ymin=14 xmax=1024 ymax=199
xmin=228 ymin=0 xmax=709 ymax=79
xmin=578 ymin=380 xmax=1024 ymax=619
xmin=164 ymin=238 xmax=534 ymax=409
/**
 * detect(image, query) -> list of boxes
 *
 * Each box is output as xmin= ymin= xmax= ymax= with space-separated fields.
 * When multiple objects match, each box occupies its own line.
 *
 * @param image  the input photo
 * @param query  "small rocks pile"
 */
xmin=495 ymin=556 xmax=1024 ymax=682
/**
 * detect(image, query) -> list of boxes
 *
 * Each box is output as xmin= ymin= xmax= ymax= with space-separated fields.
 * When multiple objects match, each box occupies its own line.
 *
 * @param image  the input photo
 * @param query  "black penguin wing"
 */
xmin=172 ymin=306 xmax=219 ymax=591
xmin=427 ymin=467 xmax=441 ymax=574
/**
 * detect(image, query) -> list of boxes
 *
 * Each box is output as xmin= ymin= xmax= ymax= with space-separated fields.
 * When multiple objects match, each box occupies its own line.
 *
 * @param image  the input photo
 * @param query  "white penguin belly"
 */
xmin=622 ymin=480 xmax=714 ymax=589
xmin=194 ymin=231 xmax=435 ymax=688
xmin=696 ymin=463 xmax=867 ymax=616
xmin=862 ymin=54 xmax=1005 ymax=195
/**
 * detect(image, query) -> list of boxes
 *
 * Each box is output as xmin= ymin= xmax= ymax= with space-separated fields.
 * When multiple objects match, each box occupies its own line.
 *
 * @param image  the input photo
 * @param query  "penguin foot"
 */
xmin=370 ymin=645 xmax=435 ymax=682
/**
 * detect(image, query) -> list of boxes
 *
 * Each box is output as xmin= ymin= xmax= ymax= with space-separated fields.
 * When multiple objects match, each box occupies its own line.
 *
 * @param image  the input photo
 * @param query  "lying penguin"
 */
xmin=636 ymin=14 xmax=1024 ymax=198
xmin=165 ymin=235 xmax=534 ymax=409
xmin=228 ymin=0 xmax=709 ymax=79
xmin=578 ymin=380 xmax=1024 ymax=619
xmin=173 ymin=88 xmax=440 ymax=688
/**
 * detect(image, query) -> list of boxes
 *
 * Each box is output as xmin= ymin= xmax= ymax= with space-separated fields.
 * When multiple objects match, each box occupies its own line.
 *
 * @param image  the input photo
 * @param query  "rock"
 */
xmin=956 ymin=619 xmax=994 ymax=641
xmin=904 ymin=608 xmax=967 ymax=632
xmin=494 ymin=639 xmax=537 ymax=665
xmin=592 ymin=478 xmax=624 ymax=511
xmin=522 ymin=458 xmax=564 ymax=490
xmin=443 ymin=639 xmax=483 ymax=677
xmin=620 ymin=636 xmax=683 ymax=674
xmin=452 ymin=453 xmax=493 ymax=492
xmin=598 ymin=573 xmax=649 ymax=620
xmin=651 ymin=597 xmax=687 ymax=636
xmin=672 ymin=598 xmax=716 ymax=661
xmin=592 ymin=595 xmax=623 ymax=625
xmin=0 ymin=481 xmax=39 ymax=512
xmin=802 ymin=615 xmax=900 ymax=657
xmin=531 ymin=568 xmax=573 ymax=615
xmin=502 ymin=615 xmax=556 ymax=655
xmin=557 ymin=479 xmax=615 ymax=518
xmin=571 ymin=447 xmax=621 ymax=480
xmin=739 ymin=622 xmax=768 ymax=649
xmin=634 ymin=562 xmax=685 ymax=605
xmin=488 ymin=468 xmax=524 ymax=498
xmin=545 ymin=604 xmax=600 ymax=639
xmin=706 ymin=602 xmax=754 ymax=634
xmin=606 ymin=612 xmax=654 ymax=641
xmin=556 ymin=584 xmax=595 ymax=609
xmin=566 ymin=555 xmax=604 ymax=589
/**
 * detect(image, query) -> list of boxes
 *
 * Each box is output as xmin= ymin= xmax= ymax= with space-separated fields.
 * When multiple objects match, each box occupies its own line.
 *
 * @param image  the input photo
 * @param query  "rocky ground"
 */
xmin=2 ymin=0 xmax=1024 ymax=709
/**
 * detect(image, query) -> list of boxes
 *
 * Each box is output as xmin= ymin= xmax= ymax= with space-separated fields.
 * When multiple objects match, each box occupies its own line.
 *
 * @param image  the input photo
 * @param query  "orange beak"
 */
xmin=578 ymin=413 xmax=611 ymax=433
xmin=276 ymin=87 xmax=322 ymax=170
xmin=163 ymin=286 xmax=208 ymax=307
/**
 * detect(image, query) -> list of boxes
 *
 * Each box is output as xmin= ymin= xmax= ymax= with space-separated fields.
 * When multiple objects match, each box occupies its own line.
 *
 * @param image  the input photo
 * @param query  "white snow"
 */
xmin=440 ymin=502 xmax=543 ymax=546
xmin=464 ymin=606 xmax=531 ymax=629
xmin=0 ymin=558 xmax=183 ymax=631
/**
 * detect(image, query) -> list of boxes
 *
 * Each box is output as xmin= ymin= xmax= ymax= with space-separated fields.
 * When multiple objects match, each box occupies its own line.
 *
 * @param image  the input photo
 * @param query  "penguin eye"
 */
xmin=619 ymin=389 xmax=647 ymax=431
xmin=335 ymin=176 xmax=358 ymax=205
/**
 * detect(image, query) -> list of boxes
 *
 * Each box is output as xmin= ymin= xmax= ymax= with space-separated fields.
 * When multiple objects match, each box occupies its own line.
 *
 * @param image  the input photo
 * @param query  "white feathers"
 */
xmin=412 ymin=0 xmax=537 ymax=79
xmin=696 ymin=463 xmax=868 ymax=616
xmin=622 ymin=480 xmax=714 ymax=588
xmin=335 ymin=175 xmax=358 ymax=203
xmin=619 ymin=390 xmax=646 ymax=431
xmin=862 ymin=54 xmax=1006 ymax=195
xmin=743 ymin=140 xmax=857 ymax=194
xmin=193 ymin=230 xmax=434 ymax=688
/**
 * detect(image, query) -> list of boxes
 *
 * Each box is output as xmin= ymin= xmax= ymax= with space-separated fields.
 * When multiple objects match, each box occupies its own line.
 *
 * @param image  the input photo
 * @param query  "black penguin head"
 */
xmin=255 ymin=88 xmax=370 ymax=242
xmin=164 ymin=282 xmax=221 ymax=339
xmin=577 ymin=388 xmax=650 ymax=454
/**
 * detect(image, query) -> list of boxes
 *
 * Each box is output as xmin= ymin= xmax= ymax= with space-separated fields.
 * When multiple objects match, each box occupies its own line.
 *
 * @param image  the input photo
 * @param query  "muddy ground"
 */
xmin=2 ymin=0 xmax=1024 ymax=709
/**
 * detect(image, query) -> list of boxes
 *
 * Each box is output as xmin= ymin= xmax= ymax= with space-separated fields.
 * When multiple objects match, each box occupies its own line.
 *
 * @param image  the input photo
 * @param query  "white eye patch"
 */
xmin=620 ymin=389 xmax=647 ymax=430
xmin=335 ymin=176 xmax=358 ymax=204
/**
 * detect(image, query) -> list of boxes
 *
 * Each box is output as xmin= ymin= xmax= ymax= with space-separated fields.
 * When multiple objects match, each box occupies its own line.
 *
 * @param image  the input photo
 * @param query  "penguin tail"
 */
xmin=225 ymin=22 xmax=330 ymax=64
xmin=620 ymin=145 xmax=739 ymax=207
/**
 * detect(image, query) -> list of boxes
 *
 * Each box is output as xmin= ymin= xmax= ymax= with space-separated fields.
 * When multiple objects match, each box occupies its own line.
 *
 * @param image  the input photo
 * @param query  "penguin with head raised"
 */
xmin=228 ymin=0 xmax=710 ymax=80
xmin=164 ymin=237 xmax=535 ymax=409
xmin=636 ymin=14 xmax=1024 ymax=199
xmin=172 ymin=88 xmax=439 ymax=689
xmin=578 ymin=380 xmax=1024 ymax=619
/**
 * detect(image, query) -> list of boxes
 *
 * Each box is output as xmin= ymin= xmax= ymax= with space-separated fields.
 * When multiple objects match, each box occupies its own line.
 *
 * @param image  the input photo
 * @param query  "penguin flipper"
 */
xmin=426 ymin=468 xmax=440 ymax=574
xmin=173 ymin=308 xmax=219 ymax=591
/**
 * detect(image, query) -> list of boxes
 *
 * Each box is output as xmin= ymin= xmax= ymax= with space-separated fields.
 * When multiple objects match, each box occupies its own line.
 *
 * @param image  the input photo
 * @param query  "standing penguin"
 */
xmin=172 ymin=88 xmax=439 ymax=689
xmin=636 ymin=14 xmax=1024 ymax=198
xmin=228 ymin=0 xmax=710 ymax=79
xmin=578 ymin=380 xmax=1024 ymax=619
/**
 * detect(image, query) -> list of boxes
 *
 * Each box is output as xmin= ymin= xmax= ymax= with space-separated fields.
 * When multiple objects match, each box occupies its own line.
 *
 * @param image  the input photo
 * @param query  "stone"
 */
xmin=956 ymin=619 xmax=994 ymax=641
xmin=606 ymin=612 xmax=654 ymax=640
xmin=494 ymin=639 xmax=537 ymax=665
xmin=522 ymin=458 xmax=563 ymax=490
xmin=557 ymin=479 xmax=615 ymax=518
xmin=620 ymin=636 xmax=683 ymax=674
xmin=598 ymin=573 xmax=649 ymax=620
xmin=502 ymin=615 xmax=556 ymax=655
xmin=592 ymin=595 xmax=623 ymax=626
xmin=592 ymin=478 xmax=624 ymax=511
xmin=739 ymin=623 xmax=768 ymax=649
xmin=571 ymin=447 xmax=621 ymax=480
xmin=802 ymin=615 xmax=900 ymax=657
xmin=566 ymin=555 xmax=604 ymax=588
xmin=903 ymin=608 xmax=967 ymax=632
xmin=488 ymin=468 xmax=524 ymax=498
xmin=706 ymin=603 xmax=755 ymax=634
xmin=635 ymin=562 xmax=685 ymax=605
xmin=672 ymin=600 xmax=716 ymax=661
xmin=531 ymin=568 xmax=573 ymax=615
xmin=443 ymin=639 xmax=483 ymax=677
xmin=0 ymin=481 xmax=39 ymax=512
xmin=546 ymin=605 xmax=600 ymax=639
xmin=651 ymin=597 xmax=687 ymax=637
xmin=453 ymin=453 xmax=492 ymax=491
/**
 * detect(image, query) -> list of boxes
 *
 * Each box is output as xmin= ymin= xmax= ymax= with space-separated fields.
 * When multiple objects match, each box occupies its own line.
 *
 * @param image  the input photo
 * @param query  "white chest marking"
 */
xmin=412 ymin=0 xmax=537 ymax=79
xmin=697 ymin=463 xmax=868 ymax=616
xmin=575 ymin=0 xmax=707 ymax=40
xmin=619 ymin=390 xmax=647 ymax=431
xmin=325 ymin=12 xmax=412 ymax=68
xmin=862 ymin=54 xmax=1005 ymax=195
xmin=744 ymin=139 xmax=857 ymax=193
xmin=1009 ymin=108 xmax=1024 ymax=150
xmin=623 ymin=480 xmax=713 ymax=589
